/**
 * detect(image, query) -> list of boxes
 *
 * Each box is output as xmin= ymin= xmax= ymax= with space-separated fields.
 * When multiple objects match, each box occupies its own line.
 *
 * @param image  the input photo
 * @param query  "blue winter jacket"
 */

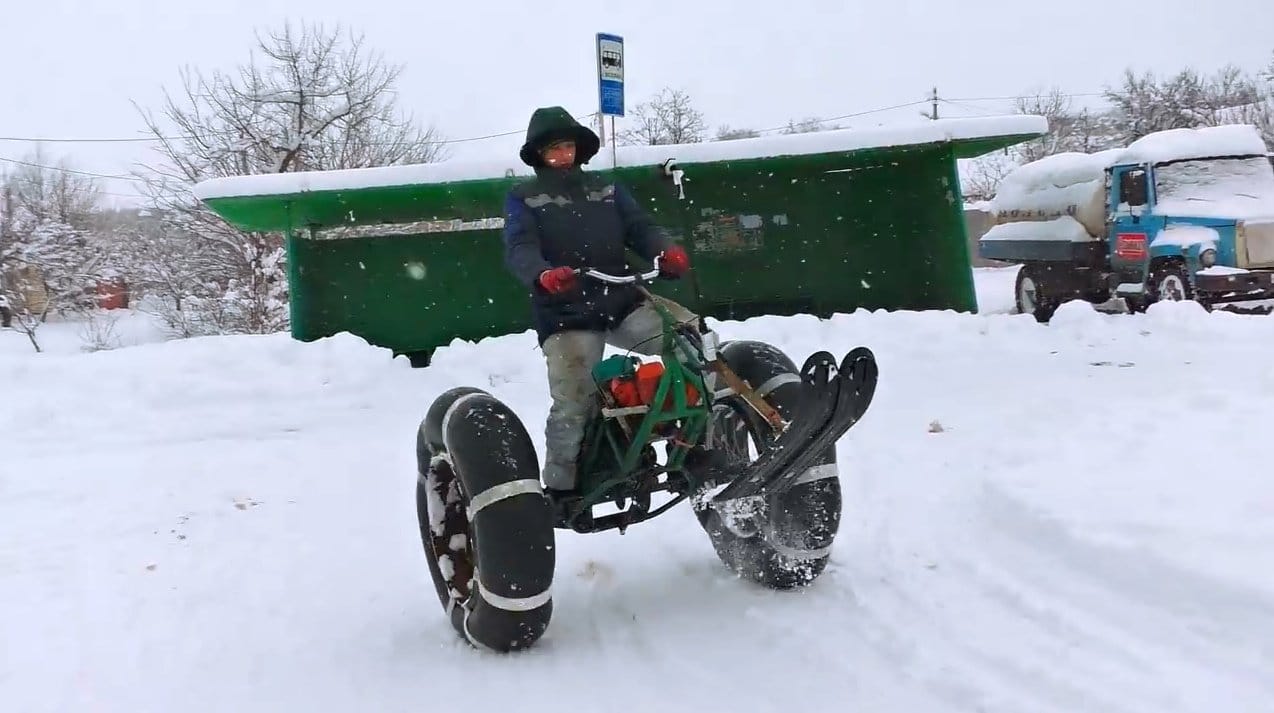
xmin=502 ymin=166 xmax=671 ymax=344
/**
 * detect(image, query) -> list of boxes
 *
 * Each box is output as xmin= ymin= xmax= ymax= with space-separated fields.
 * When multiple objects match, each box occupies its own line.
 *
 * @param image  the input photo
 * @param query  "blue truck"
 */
xmin=978 ymin=124 xmax=1274 ymax=320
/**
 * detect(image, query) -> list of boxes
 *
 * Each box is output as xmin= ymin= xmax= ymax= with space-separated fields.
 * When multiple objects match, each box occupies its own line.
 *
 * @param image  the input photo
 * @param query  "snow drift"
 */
xmin=2 ymin=295 xmax=1273 ymax=713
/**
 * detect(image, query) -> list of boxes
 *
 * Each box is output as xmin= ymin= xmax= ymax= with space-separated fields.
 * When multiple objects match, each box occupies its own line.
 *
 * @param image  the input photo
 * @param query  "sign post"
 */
xmin=595 ymin=32 xmax=624 ymax=160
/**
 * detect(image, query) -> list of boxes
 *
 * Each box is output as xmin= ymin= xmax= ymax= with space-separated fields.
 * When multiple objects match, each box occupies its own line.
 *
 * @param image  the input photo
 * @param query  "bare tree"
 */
xmin=961 ymin=151 xmax=1019 ymax=202
xmin=1010 ymin=88 xmax=1122 ymax=162
xmin=619 ymin=87 xmax=706 ymax=145
xmin=780 ymin=117 xmax=842 ymax=134
xmin=715 ymin=125 xmax=760 ymax=141
xmin=133 ymin=21 xmax=447 ymax=335
xmin=1103 ymin=65 xmax=1264 ymax=143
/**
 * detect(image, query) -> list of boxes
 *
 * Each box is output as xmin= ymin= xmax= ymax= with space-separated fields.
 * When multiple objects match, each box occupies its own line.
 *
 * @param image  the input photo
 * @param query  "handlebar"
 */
xmin=576 ymin=255 xmax=662 ymax=284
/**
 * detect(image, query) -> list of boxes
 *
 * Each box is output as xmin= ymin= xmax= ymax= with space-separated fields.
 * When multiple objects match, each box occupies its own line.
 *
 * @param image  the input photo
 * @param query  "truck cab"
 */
xmin=978 ymin=125 xmax=1274 ymax=320
xmin=1106 ymin=154 xmax=1274 ymax=312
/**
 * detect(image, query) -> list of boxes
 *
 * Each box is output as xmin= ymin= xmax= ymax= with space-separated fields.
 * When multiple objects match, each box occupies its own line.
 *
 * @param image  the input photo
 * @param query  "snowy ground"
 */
xmin=3 ymin=270 xmax=1273 ymax=713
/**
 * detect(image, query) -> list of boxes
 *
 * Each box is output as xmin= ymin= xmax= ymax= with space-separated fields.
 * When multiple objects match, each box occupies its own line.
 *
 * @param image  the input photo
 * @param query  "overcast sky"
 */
xmin=2 ymin=0 xmax=1271 ymax=206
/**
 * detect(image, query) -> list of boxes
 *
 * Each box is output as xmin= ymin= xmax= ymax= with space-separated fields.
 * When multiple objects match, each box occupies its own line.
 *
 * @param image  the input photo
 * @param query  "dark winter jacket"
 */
xmin=502 ymin=107 xmax=671 ymax=344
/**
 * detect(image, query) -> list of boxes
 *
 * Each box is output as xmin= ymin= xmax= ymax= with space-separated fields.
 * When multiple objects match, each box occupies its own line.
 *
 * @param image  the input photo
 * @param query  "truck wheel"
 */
xmin=1015 ymin=264 xmax=1059 ymax=323
xmin=1149 ymin=261 xmax=1195 ymax=304
xmin=689 ymin=340 xmax=842 ymax=590
xmin=416 ymin=387 xmax=555 ymax=653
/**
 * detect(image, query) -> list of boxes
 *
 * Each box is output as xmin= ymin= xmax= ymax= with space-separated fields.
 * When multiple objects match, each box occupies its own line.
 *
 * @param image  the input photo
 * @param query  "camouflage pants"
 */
xmin=540 ymin=295 xmax=698 ymax=490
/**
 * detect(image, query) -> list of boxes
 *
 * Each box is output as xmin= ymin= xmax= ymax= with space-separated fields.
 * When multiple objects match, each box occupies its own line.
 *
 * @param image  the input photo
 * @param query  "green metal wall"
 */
xmin=281 ymin=144 xmax=974 ymax=362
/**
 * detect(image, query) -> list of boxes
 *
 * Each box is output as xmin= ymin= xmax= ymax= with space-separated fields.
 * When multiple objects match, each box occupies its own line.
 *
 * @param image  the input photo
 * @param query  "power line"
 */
xmin=0 ymin=93 xmax=1073 ymax=186
xmin=0 ymin=92 xmax=1104 ymax=148
xmin=0 ymin=155 xmax=144 ymax=182
xmin=0 ymin=113 xmax=598 ymax=147
xmin=748 ymin=99 xmax=931 ymax=134
xmin=938 ymin=98 xmax=1001 ymax=117
xmin=946 ymin=92 xmax=1108 ymax=102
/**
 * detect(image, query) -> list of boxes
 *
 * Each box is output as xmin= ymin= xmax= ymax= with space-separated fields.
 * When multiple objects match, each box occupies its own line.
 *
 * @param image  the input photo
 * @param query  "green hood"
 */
xmin=519 ymin=106 xmax=601 ymax=167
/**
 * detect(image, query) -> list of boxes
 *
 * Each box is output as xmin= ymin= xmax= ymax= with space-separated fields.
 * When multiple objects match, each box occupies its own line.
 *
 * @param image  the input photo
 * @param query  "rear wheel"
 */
xmin=689 ymin=340 xmax=842 ymax=589
xmin=416 ymin=387 xmax=555 ymax=652
xmin=1015 ymin=264 xmax=1059 ymax=323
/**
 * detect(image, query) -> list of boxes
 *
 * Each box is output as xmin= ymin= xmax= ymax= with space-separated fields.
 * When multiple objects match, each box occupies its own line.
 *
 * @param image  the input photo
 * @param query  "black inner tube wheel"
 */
xmin=415 ymin=387 xmax=555 ymax=653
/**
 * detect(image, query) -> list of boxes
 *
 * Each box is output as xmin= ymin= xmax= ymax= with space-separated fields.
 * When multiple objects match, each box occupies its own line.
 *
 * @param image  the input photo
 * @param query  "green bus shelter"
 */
xmin=194 ymin=115 xmax=1046 ymax=364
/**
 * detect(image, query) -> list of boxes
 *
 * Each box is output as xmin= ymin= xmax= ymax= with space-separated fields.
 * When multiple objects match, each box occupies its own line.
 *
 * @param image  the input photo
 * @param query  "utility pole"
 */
xmin=930 ymin=87 xmax=939 ymax=120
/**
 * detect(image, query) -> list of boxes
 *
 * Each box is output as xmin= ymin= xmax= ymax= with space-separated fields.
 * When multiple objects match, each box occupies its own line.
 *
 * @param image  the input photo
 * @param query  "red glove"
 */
xmin=659 ymin=245 xmax=690 ymax=277
xmin=538 ymin=266 xmax=577 ymax=294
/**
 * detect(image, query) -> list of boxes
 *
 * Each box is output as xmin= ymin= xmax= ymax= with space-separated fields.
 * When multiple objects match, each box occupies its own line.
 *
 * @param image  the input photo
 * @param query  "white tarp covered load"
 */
xmin=989 ymin=150 xmax=1120 ymax=237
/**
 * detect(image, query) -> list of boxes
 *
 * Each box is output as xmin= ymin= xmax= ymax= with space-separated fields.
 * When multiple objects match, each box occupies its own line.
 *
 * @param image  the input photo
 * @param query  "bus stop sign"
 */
xmin=596 ymin=33 xmax=624 ymax=117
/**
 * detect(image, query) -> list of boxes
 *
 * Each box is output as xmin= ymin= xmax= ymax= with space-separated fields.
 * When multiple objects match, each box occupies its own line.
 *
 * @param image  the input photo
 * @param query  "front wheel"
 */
xmin=688 ymin=340 xmax=842 ymax=589
xmin=1149 ymin=261 xmax=1196 ymax=304
xmin=416 ymin=387 xmax=555 ymax=652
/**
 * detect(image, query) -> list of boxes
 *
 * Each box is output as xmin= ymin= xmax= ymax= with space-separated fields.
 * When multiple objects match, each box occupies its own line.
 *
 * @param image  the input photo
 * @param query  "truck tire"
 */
xmin=1148 ymin=261 xmax=1195 ymax=305
xmin=1015 ymin=264 xmax=1059 ymax=323
xmin=416 ymin=387 xmax=555 ymax=653
xmin=690 ymin=340 xmax=842 ymax=590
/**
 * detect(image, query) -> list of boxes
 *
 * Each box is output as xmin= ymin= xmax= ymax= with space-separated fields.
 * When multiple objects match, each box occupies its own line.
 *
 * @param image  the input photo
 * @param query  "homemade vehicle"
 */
xmin=415 ymin=259 xmax=877 ymax=652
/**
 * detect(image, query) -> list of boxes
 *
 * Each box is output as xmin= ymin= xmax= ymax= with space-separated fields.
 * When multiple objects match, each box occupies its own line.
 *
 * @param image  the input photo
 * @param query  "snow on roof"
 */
xmin=192 ymin=115 xmax=1048 ymax=200
xmin=1118 ymin=124 xmax=1268 ymax=165
xmin=995 ymin=124 xmax=1270 ymax=203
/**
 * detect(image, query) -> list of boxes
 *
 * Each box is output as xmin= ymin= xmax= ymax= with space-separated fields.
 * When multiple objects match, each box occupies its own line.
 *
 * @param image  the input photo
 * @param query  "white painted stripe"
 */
xmin=478 ymin=579 xmax=552 ymax=612
xmin=441 ymin=392 xmax=487 ymax=439
xmin=467 ymin=479 xmax=542 ymax=519
xmin=755 ymin=372 xmax=801 ymax=397
xmin=791 ymin=463 xmax=838 ymax=486
xmin=769 ymin=541 xmax=833 ymax=559
xmin=461 ymin=606 xmax=498 ymax=653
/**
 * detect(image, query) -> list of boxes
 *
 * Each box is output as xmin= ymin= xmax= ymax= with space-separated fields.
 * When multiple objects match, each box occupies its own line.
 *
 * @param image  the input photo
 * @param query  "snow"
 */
xmin=0 ymin=304 xmax=171 ymax=354
xmin=991 ymin=124 xmax=1274 ymax=228
xmin=991 ymin=152 xmax=1116 ymax=236
xmin=980 ymin=215 xmax=1095 ymax=243
xmin=4 ymin=271 xmax=1274 ymax=712
xmin=1198 ymin=266 xmax=1251 ymax=276
xmin=192 ymin=116 xmax=1048 ymax=199
xmin=1151 ymin=225 xmax=1220 ymax=249
xmin=1152 ymin=156 xmax=1274 ymax=220
xmin=997 ymin=150 xmax=1121 ymax=193
xmin=1118 ymin=124 xmax=1269 ymax=166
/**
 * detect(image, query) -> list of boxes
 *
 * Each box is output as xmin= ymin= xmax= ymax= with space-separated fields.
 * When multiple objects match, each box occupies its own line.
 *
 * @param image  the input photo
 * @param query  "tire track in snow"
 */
xmin=967 ymin=486 xmax=1274 ymax=705
xmin=874 ymin=482 xmax=1274 ymax=713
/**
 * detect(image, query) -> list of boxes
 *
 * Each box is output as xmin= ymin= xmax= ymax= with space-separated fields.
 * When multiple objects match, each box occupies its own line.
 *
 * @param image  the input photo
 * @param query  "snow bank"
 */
xmin=1199 ymin=265 xmax=1250 ymax=275
xmin=192 ymin=115 xmax=1048 ymax=200
xmin=980 ymin=215 xmax=1095 ymax=242
xmin=4 ymin=296 xmax=1274 ymax=712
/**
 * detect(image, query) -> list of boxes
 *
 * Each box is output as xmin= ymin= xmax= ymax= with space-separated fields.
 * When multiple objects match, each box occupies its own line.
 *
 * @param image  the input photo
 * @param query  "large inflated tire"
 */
xmin=416 ymin=386 xmax=555 ymax=652
xmin=691 ymin=340 xmax=842 ymax=589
